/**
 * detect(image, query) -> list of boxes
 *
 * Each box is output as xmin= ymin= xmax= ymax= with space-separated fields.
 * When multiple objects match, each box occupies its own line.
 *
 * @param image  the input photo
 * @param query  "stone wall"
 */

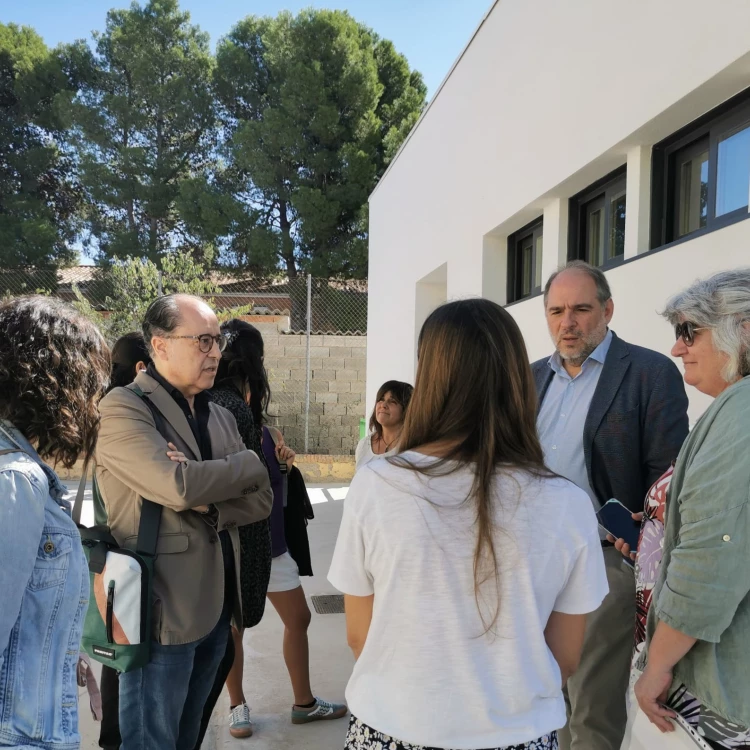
xmin=254 ymin=319 xmax=367 ymax=455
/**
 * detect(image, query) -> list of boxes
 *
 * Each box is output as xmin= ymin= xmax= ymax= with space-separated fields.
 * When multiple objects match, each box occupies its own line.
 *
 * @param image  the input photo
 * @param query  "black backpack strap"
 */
xmin=136 ymin=500 xmax=163 ymax=558
xmin=129 ymin=384 xmax=165 ymax=559
xmin=72 ymin=458 xmax=91 ymax=526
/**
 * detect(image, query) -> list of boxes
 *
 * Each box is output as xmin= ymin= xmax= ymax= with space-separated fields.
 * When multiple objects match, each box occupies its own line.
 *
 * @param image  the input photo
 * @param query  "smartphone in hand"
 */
xmin=596 ymin=499 xmax=640 ymax=550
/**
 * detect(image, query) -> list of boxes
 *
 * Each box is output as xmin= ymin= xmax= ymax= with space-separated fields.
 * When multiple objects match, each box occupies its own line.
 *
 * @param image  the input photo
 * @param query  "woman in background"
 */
xmin=206 ymin=319 xmax=346 ymax=741
xmin=355 ymin=380 xmax=413 ymax=470
xmin=109 ymin=332 xmax=151 ymax=388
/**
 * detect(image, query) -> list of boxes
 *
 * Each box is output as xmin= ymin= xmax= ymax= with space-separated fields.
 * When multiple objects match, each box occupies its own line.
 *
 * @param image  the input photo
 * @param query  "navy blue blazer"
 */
xmin=532 ymin=331 xmax=690 ymax=514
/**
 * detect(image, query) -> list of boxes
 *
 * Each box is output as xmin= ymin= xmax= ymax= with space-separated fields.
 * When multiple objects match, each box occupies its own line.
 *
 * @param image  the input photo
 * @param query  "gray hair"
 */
xmin=543 ymin=260 xmax=612 ymax=306
xmin=662 ymin=268 xmax=750 ymax=383
xmin=142 ymin=294 xmax=184 ymax=356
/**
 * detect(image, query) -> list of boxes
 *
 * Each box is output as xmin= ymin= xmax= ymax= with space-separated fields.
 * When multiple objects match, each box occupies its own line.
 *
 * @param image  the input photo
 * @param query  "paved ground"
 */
xmin=66 ymin=483 xmax=352 ymax=750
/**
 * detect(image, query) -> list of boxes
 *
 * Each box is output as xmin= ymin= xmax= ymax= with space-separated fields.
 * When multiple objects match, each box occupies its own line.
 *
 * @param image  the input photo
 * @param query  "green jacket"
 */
xmin=642 ymin=376 xmax=750 ymax=726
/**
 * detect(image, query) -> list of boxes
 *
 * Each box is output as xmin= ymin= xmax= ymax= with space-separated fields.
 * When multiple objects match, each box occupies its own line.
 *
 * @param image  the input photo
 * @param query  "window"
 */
xmin=507 ymin=219 xmax=543 ymax=304
xmin=569 ymin=168 xmax=626 ymax=269
xmin=652 ymin=88 xmax=750 ymax=248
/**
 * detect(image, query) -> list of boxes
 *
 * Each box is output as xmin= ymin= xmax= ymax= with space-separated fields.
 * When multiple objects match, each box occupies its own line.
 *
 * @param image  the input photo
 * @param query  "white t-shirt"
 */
xmin=354 ymin=434 xmax=395 ymax=471
xmin=328 ymin=452 xmax=608 ymax=749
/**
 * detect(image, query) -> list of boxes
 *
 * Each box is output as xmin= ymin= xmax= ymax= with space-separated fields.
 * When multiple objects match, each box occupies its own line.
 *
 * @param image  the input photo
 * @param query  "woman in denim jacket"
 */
xmin=628 ymin=269 xmax=750 ymax=748
xmin=0 ymin=296 xmax=110 ymax=749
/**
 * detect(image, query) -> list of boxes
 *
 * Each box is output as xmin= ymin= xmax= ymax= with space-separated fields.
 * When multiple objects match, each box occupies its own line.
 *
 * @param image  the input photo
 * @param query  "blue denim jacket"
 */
xmin=0 ymin=421 xmax=89 ymax=750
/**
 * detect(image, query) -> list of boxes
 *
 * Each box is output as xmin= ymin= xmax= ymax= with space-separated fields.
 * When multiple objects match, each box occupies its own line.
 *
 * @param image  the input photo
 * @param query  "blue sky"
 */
xmin=3 ymin=0 xmax=492 ymax=97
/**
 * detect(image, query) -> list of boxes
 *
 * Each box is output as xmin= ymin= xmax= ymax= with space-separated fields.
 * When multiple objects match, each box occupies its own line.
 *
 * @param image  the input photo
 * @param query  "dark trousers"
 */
xmin=193 ymin=629 xmax=235 ymax=748
xmin=98 ymin=631 xmax=234 ymax=750
xmin=118 ymin=603 xmax=231 ymax=750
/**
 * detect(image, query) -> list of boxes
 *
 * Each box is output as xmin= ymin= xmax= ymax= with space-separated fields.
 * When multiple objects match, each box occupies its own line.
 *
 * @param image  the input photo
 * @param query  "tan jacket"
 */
xmin=95 ymin=371 xmax=272 ymax=645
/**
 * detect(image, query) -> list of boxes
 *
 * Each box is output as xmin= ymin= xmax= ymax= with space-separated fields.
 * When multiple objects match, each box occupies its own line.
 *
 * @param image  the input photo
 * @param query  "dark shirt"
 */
xmin=146 ymin=363 xmax=235 ymax=606
xmin=146 ymin=363 xmax=212 ymax=459
xmin=262 ymin=426 xmax=288 ymax=558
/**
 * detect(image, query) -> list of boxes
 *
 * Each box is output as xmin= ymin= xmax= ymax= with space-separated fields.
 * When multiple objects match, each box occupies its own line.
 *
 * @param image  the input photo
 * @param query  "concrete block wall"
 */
xmin=255 ymin=320 xmax=367 ymax=455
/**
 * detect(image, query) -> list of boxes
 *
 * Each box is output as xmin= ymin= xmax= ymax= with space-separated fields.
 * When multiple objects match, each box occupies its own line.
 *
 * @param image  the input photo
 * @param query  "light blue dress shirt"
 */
xmin=537 ymin=330 xmax=613 ymax=513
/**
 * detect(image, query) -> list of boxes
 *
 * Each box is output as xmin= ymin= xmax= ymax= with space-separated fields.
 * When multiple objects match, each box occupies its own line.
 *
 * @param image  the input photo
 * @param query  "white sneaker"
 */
xmin=229 ymin=703 xmax=254 ymax=739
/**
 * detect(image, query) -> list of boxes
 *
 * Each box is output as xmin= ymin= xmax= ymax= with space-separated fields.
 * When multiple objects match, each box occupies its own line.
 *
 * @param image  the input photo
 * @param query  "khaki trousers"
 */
xmin=558 ymin=546 xmax=636 ymax=750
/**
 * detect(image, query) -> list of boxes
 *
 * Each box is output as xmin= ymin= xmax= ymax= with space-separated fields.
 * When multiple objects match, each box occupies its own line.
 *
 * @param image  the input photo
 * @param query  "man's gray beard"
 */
xmin=554 ymin=326 xmax=608 ymax=367
xmin=559 ymin=345 xmax=597 ymax=367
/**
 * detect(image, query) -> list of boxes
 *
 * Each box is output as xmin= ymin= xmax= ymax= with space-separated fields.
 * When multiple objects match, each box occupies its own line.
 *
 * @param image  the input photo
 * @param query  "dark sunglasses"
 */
xmin=163 ymin=333 xmax=229 ymax=353
xmin=674 ymin=321 xmax=708 ymax=347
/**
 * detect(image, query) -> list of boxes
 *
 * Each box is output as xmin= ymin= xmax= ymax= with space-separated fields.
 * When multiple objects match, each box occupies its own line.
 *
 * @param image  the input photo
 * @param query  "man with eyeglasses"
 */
xmin=94 ymin=293 xmax=273 ymax=750
xmin=531 ymin=262 xmax=689 ymax=750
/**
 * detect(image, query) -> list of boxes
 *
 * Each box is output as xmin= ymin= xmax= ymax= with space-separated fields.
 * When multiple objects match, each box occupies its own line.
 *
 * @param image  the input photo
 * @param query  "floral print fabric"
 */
xmin=632 ymin=467 xmax=750 ymax=749
xmin=344 ymin=716 xmax=558 ymax=750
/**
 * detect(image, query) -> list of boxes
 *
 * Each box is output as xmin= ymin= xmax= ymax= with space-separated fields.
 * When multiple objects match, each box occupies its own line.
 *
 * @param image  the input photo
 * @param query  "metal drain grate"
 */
xmin=311 ymin=594 xmax=345 ymax=615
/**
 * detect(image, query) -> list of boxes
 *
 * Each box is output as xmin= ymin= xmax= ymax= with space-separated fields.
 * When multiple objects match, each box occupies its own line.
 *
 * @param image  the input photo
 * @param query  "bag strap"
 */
xmin=72 ymin=460 xmax=90 ymax=526
xmin=0 ymin=448 xmax=27 ymax=457
xmin=128 ymin=383 xmax=165 ymax=559
xmin=266 ymin=426 xmax=289 ymax=508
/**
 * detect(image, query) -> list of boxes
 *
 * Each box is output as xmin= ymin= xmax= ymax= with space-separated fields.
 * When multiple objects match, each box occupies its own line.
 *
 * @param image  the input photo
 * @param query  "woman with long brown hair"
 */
xmin=329 ymin=299 xmax=608 ymax=750
xmin=355 ymin=380 xmax=413 ymax=470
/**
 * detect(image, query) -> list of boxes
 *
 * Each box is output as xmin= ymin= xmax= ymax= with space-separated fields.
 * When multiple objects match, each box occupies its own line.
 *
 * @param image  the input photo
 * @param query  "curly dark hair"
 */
xmin=0 ymin=296 xmax=111 ymax=468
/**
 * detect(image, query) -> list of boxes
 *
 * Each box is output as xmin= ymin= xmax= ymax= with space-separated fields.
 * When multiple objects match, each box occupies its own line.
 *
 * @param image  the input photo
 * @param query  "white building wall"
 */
xmin=367 ymin=0 xmax=750 ymax=422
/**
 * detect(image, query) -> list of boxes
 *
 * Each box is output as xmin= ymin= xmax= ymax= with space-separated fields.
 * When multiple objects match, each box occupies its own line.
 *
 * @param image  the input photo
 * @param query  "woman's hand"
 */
xmin=607 ymin=511 xmax=644 ymax=561
xmin=634 ymin=664 xmax=677 ymax=732
xmin=166 ymin=442 xmax=188 ymax=463
xmin=275 ymin=439 xmax=296 ymax=469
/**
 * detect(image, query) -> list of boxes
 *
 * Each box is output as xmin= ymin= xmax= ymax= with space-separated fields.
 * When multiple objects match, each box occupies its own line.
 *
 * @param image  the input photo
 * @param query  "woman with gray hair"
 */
xmin=622 ymin=268 xmax=750 ymax=748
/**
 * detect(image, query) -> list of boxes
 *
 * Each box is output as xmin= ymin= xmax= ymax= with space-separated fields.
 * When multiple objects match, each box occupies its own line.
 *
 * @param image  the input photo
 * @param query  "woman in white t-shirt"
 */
xmin=354 ymin=380 xmax=413 ymax=470
xmin=329 ymin=298 xmax=609 ymax=750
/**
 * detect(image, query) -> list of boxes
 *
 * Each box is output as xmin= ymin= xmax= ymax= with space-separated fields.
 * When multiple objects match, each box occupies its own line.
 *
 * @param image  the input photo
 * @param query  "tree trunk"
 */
xmin=124 ymin=69 xmax=137 ymax=236
xmin=149 ymin=114 xmax=163 ymax=262
xmin=279 ymin=201 xmax=297 ymax=279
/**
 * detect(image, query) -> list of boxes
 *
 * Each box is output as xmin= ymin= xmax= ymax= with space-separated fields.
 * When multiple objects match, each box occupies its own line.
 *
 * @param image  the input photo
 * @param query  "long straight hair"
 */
xmin=394 ymin=298 xmax=549 ymax=632
xmin=217 ymin=319 xmax=271 ymax=427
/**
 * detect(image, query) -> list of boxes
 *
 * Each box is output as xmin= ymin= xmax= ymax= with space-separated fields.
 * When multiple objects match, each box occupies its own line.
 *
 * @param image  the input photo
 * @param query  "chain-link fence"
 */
xmin=0 ymin=266 xmax=368 ymax=456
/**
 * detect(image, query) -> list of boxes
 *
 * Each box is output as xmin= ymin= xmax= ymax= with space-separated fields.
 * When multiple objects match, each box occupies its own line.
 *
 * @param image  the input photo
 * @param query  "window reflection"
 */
xmin=716 ymin=125 xmax=750 ymax=217
xmin=678 ymin=150 xmax=709 ymax=237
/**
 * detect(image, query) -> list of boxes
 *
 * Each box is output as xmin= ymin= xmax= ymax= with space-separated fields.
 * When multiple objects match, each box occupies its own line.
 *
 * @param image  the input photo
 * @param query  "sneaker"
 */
xmin=291 ymin=697 xmax=348 ymax=725
xmin=229 ymin=703 xmax=254 ymax=739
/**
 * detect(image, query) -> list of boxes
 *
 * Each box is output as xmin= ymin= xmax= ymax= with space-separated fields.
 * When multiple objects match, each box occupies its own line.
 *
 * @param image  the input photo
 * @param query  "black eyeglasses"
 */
xmin=674 ymin=321 xmax=708 ymax=347
xmin=163 ymin=333 xmax=229 ymax=353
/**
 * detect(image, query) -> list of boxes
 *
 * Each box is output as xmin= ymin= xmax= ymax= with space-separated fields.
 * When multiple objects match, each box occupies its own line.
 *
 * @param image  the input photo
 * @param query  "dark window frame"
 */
xmin=651 ymin=88 xmax=750 ymax=249
xmin=568 ymin=166 xmax=627 ymax=271
xmin=507 ymin=218 xmax=543 ymax=305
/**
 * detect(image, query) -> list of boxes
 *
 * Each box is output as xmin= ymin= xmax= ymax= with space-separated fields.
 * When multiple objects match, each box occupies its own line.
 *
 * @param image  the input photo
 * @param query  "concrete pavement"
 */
xmin=69 ymin=483 xmax=352 ymax=750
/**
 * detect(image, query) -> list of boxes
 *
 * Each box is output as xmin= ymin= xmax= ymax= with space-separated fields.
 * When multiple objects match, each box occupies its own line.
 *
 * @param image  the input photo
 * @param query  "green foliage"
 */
xmin=209 ymin=9 xmax=426 ymax=279
xmin=65 ymin=0 xmax=218 ymax=264
xmin=1 ymin=4 xmax=424 ymax=281
xmin=0 ymin=23 xmax=81 ymax=267
xmin=71 ymin=250 xmax=251 ymax=342
xmin=216 ymin=304 xmax=254 ymax=324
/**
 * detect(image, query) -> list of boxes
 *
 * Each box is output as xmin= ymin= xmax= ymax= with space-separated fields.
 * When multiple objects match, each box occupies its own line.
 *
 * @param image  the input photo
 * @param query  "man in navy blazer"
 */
xmin=532 ymin=261 xmax=689 ymax=750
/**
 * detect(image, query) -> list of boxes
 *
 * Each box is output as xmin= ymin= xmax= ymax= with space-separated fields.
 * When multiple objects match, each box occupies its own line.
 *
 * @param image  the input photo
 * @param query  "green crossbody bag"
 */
xmin=73 ymin=384 xmax=164 ymax=672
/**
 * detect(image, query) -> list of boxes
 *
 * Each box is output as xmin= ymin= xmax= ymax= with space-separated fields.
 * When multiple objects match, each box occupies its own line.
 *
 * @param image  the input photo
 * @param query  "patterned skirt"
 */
xmin=344 ymin=715 xmax=558 ymax=750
